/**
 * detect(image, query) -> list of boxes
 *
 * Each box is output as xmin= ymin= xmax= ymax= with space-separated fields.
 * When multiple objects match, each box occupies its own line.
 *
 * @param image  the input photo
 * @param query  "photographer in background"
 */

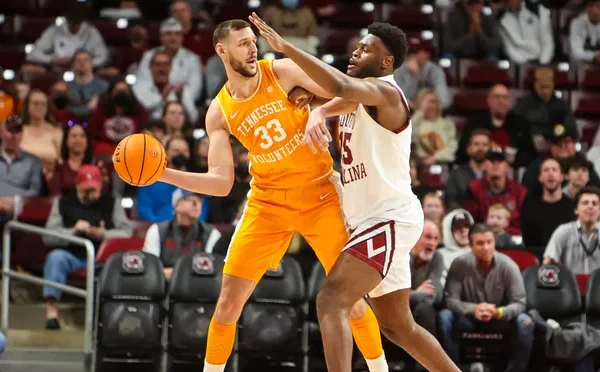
xmin=136 ymin=137 xmax=195 ymax=222
xmin=42 ymin=165 xmax=131 ymax=330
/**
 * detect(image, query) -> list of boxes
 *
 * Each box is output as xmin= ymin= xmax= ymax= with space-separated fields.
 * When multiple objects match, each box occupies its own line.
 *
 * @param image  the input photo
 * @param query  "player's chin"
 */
xmin=346 ymin=66 xmax=359 ymax=77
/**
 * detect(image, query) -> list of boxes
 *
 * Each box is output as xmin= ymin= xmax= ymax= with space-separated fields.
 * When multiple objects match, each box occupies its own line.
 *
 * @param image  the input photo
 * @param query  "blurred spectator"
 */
xmin=141 ymin=119 xmax=167 ymax=144
xmin=136 ymin=138 xmax=192 ymax=222
xmin=442 ymin=0 xmax=502 ymax=60
xmin=563 ymin=154 xmax=592 ymax=200
xmin=422 ymin=192 xmax=446 ymax=235
xmin=192 ymin=134 xmax=209 ymax=173
xmin=521 ymin=158 xmax=575 ymax=253
xmin=522 ymin=124 xmax=600 ymax=196
xmin=0 ymin=116 xmax=43 ymax=220
xmin=133 ymin=50 xmax=199 ymax=124
xmin=169 ymin=0 xmax=213 ymax=56
xmin=439 ymin=209 xmax=474 ymax=283
xmin=0 ymin=69 xmax=15 ymax=125
xmin=20 ymin=90 xmax=63 ymax=165
xmin=136 ymin=18 xmax=202 ymax=108
xmin=498 ymin=0 xmax=554 ymax=64
xmin=49 ymin=81 xmax=78 ymax=126
xmin=487 ymin=203 xmax=520 ymax=249
xmin=143 ymin=194 xmax=222 ymax=279
xmin=259 ymin=1 xmax=319 ymax=55
xmin=89 ymin=80 xmax=148 ymax=154
xmin=204 ymin=55 xmax=227 ymax=100
xmin=439 ymin=223 xmax=533 ymax=372
xmin=409 ymin=220 xmax=444 ymax=369
xmin=412 ymin=89 xmax=458 ymax=165
xmin=66 ymin=50 xmax=109 ymax=120
xmin=162 ymin=101 xmax=192 ymax=144
xmin=207 ymin=146 xmax=251 ymax=224
xmin=410 ymin=157 xmax=435 ymax=201
xmin=46 ymin=122 xmax=109 ymax=196
xmin=569 ymin=0 xmax=600 ymax=63
xmin=42 ymin=165 xmax=131 ymax=329
xmin=463 ymin=148 xmax=528 ymax=235
xmin=447 ymin=129 xmax=491 ymax=210
xmin=456 ymin=84 xmax=517 ymax=164
xmin=23 ymin=1 xmax=109 ymax=72
xmin=543 ymin=186 xmax=600 ymax=274
xmin=512 ymin=66 xmax=577 ymax=162
xmin=393 ymin=35 xmax=451 ymax=110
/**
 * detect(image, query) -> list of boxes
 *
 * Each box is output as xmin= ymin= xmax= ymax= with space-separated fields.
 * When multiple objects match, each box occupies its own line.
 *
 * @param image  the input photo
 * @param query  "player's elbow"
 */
xmin=212 ymin=166 xmax=235 ymax=197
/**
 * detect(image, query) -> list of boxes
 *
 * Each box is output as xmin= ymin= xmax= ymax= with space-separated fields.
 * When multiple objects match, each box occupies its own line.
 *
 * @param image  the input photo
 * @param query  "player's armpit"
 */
xmin=160 ymin=101 xmax=235 ymax=197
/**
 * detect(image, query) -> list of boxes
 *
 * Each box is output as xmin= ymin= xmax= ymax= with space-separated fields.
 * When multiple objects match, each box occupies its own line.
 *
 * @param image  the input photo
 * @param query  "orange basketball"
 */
xmin=112 ymin=134 xmax=167 ymax=186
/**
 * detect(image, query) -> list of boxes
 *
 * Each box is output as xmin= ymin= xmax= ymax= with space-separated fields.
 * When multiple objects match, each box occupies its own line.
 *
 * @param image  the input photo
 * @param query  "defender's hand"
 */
xmin=249 ymin=12 xmax=289 ymax=53
xmin=303 ymin=107 xmax=331 ymax=154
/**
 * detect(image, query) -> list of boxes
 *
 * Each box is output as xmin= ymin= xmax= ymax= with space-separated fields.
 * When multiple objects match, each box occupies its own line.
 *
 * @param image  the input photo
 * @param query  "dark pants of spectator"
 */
xmin=43 ymin=249 xmax=87 ymax=300
xmin=438 ymin=309 xmax=535 ymax=372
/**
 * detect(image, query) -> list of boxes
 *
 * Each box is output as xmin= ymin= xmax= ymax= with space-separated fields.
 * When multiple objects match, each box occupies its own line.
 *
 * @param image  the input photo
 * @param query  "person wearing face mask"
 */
xmin=259 ymin=0 xmax=319 ymax=55
xmin=49 ymin=81 xmax=79 ymax=126
xmin=207 ymin=146 xmax=252 ymax=224
xmin=88 ymin=80 xmax=148 ymax=155
xmin=136 ymin=138 xmax=199 ymax=223
xmin=42 ymin=165 xmax=131 ymax=329
xmin=409 ymin=220 xmax=444 ymax=371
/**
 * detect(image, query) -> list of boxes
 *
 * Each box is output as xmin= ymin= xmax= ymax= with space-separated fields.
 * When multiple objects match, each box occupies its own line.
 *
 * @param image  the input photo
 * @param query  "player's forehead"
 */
xmin=228 ymin=27 xmax=256 ymax=44
xmin=358 ymin=34 xmax=384 ymax=51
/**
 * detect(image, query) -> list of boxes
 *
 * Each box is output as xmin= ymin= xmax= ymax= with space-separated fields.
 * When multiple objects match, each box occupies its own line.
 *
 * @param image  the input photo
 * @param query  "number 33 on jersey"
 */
xmin=215 ymin=60 xmax=334 ymax=189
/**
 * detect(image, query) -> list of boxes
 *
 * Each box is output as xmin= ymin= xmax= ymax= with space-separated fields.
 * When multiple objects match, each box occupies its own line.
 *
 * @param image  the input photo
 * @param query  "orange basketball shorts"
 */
xmin=223 ymin=172 xmax=348 ymax=283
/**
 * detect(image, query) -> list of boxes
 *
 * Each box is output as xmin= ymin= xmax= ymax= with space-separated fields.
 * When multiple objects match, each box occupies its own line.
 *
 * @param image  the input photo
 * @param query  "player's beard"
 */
xmin=347 ymin=61 xmax=382 ymax=79
xmin=230 ymin=56 xmax=257 ymax=78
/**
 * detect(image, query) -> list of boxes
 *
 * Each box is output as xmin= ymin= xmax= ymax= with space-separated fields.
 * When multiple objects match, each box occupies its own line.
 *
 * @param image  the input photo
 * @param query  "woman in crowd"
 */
xmin=162 ymin=101 xmax=193 ymax=146
xmin=20 ymin=90 xmax=63 ymax=166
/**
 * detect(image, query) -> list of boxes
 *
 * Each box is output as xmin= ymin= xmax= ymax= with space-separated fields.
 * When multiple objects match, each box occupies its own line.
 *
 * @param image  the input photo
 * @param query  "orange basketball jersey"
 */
xmin=215 ymin=59 xmax=333 ymax=190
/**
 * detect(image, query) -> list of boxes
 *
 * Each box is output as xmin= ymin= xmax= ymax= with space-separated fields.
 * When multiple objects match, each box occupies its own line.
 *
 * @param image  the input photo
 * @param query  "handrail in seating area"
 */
xmin=1 ymin=220 xmax=95 ymax=359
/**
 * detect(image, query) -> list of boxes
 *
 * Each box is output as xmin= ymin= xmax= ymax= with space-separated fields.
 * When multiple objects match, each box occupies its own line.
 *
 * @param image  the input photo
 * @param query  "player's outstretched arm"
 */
xmin=160 ymin=101 xmax=235 ymax=197
xmin=249 ymin=12 xmax=400 ymax=107
xmin=304 ymin=97 xmax=358 ymax=153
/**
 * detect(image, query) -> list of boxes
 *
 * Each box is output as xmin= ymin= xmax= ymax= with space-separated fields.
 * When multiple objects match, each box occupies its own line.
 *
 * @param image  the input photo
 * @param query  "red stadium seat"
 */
xmin=70 ymin=237 xmax=144 ymax=279
xmin=327 ymin=4 xmax=375 ymax=29
xmin=92 ymin=19 xmax=129 ymax=47
xmin=576 ymin=119 xmax=600 ymax=148
xmin=22 ymin=71 xmax=59 ymax=93
xmin=37 ymin=0 xmax=74 ymax=16
xmin=577 ymin=274 xmax=590 ymax=298
xmin=13 ymin=15 xmax=54 ymax=43
xmin=572 ymin=91 xmax=600 ymax=119
xmin=214 ymin=1 xmax=252 ymax=25
xmin=420 ymin=164 xmax=448 ymax=189
xmin=0 ymin=45 xmax=26 ymax=70
xmin=501 ymin=249 xmax=539 ymax=272
xmin=11 ymin=197 xmax=54 ymax=270
xmin=0 ymin=0 xmax=38 ymax=15
xmin=439 ymin=58 xmax=458 ymax=87
xmin=578 ymin=64 xmax=600 ymax=91
xmin=19 ymin=196 xmax=53 ymax=222
xmin=460 ymin=60 xmax=515 ymax=88
xmin=184 ymin=29 xmax=215 ymax=62
xmin=450 ymin=88 xmax=488 ymax=115
xmin=520 ymin=63 xmax=576 ymax=91
xmin=321 ymin=29 xmax=359 ymax=55
xmin=381 ymin=4 xmax=435 ymax=32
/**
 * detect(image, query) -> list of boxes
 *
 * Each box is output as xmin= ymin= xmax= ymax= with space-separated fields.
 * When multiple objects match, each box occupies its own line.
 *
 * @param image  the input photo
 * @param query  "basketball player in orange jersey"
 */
xmin=157 ymin=20 xmax=389 ymax=372
xmin=250 ymin=13 xmax=460 ymax=372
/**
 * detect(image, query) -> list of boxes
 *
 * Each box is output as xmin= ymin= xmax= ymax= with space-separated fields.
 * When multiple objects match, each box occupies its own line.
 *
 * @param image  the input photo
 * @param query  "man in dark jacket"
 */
xmin=143 ymin=193 xmax=222 ymax=279
xmin=42 ymin=165 xmax=132 ymax=330
xmin=522 ymin=123 xmax=600 ymax=197
xmin=512 ymin=66 xmax=578 ymax=166
xmin=463 ymin=148 xmax=528 ymax=235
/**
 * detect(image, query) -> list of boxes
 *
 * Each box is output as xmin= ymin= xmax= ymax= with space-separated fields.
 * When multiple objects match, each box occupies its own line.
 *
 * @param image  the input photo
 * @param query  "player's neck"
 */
xmin=226 ymin=71 xmax=260 ymax=101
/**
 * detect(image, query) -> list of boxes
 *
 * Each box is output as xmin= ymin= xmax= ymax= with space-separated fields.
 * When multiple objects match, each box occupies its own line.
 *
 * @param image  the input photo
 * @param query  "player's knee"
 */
xmin=214 ymin=292 xmax=245 ymax=323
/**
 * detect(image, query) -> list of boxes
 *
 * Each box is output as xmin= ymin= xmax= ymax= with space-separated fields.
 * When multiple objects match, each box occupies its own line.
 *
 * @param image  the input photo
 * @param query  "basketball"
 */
xmin=112 ymin=134 xmax=167 ymax=187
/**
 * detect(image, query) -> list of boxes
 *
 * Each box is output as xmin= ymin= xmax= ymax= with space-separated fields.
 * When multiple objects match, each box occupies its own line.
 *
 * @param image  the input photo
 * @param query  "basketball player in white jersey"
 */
xmin=250 ymin=14 xmax=460 ymax=372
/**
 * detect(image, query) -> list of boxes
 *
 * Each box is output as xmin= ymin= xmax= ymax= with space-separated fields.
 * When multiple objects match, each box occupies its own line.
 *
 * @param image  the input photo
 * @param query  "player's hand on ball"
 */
xmin=248 ymin=12 xmax=288 ymax=52
xmin=303 ymin=107 xmax=331 ymax=153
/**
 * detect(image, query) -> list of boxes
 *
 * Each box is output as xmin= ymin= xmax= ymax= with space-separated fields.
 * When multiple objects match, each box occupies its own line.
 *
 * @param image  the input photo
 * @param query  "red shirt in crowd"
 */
xmin=88 ymin=106 xmax=148 ymax=155
xmin=462 ymin=178 xmax=528 ymax=236
xmin=46 ymin=160 xmax=111 ymax=196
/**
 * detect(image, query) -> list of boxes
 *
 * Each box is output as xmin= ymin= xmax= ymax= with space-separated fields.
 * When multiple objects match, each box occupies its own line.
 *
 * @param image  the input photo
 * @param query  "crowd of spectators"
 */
xmin=0 ymin=0 xmax=600 ymax=370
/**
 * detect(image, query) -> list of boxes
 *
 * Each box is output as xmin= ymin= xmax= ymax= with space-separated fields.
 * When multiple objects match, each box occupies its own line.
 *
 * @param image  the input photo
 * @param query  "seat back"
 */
xmin=500 ymin=249 xmax=539 ymax=272
xmin=96 ymin=237 xmax=144 ymax=263
xmin=585 ymin=269 xmax=600 ymax=317
xmin=523 ymin=264 xmax=581 ymax=321
xmin=251 ymin=256 xmax=306 ymax=304
xmin=169 ymin=252 xmax=224 ymax=302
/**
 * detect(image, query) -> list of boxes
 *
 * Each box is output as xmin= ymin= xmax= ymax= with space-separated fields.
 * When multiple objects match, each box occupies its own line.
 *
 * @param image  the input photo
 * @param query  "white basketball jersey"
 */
xmin=338 ymin=75 xmax=417 ymax=229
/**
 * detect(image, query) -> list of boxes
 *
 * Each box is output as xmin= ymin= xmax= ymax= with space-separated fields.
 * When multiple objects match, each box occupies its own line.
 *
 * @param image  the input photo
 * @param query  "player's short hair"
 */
xmin=367 ymin=22 xmax=408 ymax=70
xmin=488 ymin=203 xmax=510 ymax=218
xmin=468 ymin=223 xmax=494 ymax=242
xmin=213 ymin=19 xmax=252 ymax=47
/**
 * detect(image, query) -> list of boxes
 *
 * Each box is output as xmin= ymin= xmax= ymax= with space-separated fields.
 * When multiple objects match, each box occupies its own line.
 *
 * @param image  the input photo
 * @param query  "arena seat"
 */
xmin=183 ymin=29 xmax=215 ymax=62
xmin=167 ymin=253 xmax=224 ymax=366
xmin=450 ymin=88 xmax=489 ymax=115
xmin=36 ymin=0 xmax=74 ymax=16
xmin=585 ymin=268 xmax=600 ymax=329
xmin=95 ymin=251 xmax=166 ymax=371
xmin=321 ymin=29 xmax=359 ymax=55
xmin=0 ymin=45 xmax=26 ymax=70
xmin=22 ymin=71 xmax=59 ymax=92
xmin=459 ymin=60 xmax=515 ymax=88
xmin=578 ymin=64 xmax=600 ymax=91
xmin=0 ymin=0 xmax=38 ymax=16
xmin=381 ymin=4 xmax=435 ymax=31
xmin=326 ymin=3 xmax=375 ymax=29
xmin=439 ymin=58 xmax=459 ymax=87
xmin=446 ymin=115 xmax=467 ymax=135
xmin=0 ymin=16 xmax=15 ymax=44
xmin=576 ymin=119 xmax=600 ymax=148
xmin=214 ymin=0 xmax=252 ymax=25
xmin=576 ymin=274 xmax=591 ymax=299
xmin=238 ymin=256 xmax=307 ymax=370
xmin=11 ymin=197 xmax=54 ymax=270
xmin=92 ymin=19 xmax=129 ymax=47
xmin=500 ymin=249 xmax=539 ymax=272
xmin=572 ymin=91 xmax=600 ymax=119
xmin=69 ymin=237 xmax=145 ymax=280
xmin=12 ymin=15 xmax=53 ymax=43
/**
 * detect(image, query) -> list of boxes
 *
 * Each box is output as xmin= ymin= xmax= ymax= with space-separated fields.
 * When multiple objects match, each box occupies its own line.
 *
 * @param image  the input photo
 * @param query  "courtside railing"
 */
xmin=1 ymin=221 xmax=95 ymax=361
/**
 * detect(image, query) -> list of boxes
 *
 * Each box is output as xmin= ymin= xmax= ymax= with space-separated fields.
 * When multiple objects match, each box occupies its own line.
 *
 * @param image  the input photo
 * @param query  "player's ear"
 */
xmin=215 ymin=43 xmax=227 ymax=58
xmin=381 ymin=55 xmax=394 ymax=70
